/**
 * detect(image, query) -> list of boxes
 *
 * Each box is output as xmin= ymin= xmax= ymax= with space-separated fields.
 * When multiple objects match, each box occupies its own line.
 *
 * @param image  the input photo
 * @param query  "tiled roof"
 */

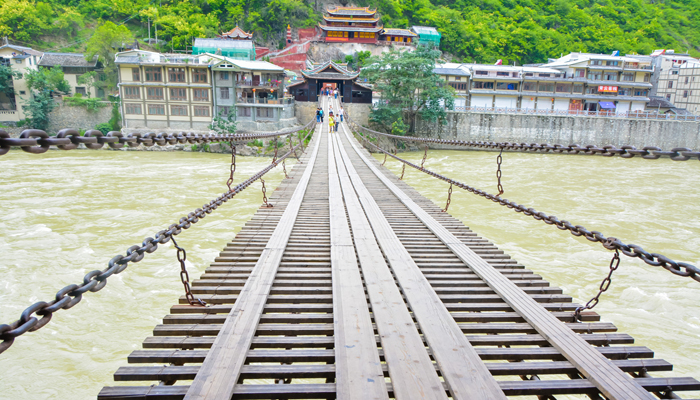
xmin=381 ymin=28 xmax=417 ymax=37
xmin=326 ymin=6 xmax=376 ymax=16
xmin=319 ymin=24 xmax=383 ymax=33
xmin=218 ymin=26 xmax=253 ymax=39
xmin=39 ymin=52 xmax=98 ymax=67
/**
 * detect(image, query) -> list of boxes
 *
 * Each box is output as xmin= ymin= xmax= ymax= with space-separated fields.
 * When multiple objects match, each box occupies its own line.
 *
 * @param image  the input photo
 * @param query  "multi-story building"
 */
xmin=411 ymin=26 xmax=441 ymax=47
xmin=432 ymin=53 xmax=653 ymax=114
xmin=655 ymin=61 xmax=700 ymax=114
xmin=1 ymin=44 xmax=103 ymax=124
xmin=319 ymin=7 xmax=383 ymax=43
xmin=628 ymin=50 xmax=698 ymax=97
xmin=433 ymin=63 xmax=470 ymax=107
xmin=38 ymin=53 xmax=101 ymax=97
xmin=542 ymin=53 xmax=653 ymax=113
xmin=115 ymin=50 xmax=292 ymax=132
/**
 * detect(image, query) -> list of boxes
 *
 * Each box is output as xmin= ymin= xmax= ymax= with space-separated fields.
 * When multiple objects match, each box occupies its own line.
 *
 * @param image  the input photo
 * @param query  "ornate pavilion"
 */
xmin=319 ymin=7 xmax=383 ymax=43
xmin=287 ymin=61 xmax=372 ymax=103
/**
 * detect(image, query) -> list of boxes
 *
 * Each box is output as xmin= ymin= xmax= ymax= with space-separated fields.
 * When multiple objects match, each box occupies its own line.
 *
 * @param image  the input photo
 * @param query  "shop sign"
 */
xmin=598 ymin=85 xmax=619 ymax=93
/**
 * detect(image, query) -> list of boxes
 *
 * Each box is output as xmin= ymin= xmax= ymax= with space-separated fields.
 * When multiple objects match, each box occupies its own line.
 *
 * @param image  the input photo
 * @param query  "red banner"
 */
xmin=598 ymin=85 xmax=618 ymax=93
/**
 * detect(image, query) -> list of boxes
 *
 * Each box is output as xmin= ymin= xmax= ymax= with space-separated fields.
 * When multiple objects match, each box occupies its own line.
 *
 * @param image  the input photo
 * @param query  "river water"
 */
xmin=0 ymin=149 xmax=698 ymax=399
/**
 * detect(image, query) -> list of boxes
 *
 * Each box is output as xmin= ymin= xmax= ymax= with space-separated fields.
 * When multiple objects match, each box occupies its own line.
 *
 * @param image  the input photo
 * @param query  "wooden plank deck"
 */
xmin=98 ymin=97 xmax=700 ymax=400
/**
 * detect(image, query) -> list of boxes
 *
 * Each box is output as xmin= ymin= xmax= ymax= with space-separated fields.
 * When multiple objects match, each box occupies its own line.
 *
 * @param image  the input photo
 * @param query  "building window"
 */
xmin=556 ymin=84 xmax=571 ymax=93
xmin=15 ymin=59 xmax=22 ymax=64
xmin=685 ymin=76 xmax=690 ymax=84
xmin=124 ymin=86 xmax=140 ymax=99
xmin=145 ymin=67 xmax=162 ymax=82
xmin=193 ymin=89 xmax=209 ymax=101
xmin=573 ymin=84 xmax=584 ymax=93
xmin=496 ymin=72 xmax=509 ymax=76
xmin=538 ymin=73 xmax=550 ymax=78
xmin=474 ymin=70 xmax=488 ymax=75
xmin=472 ymin=81 xmax=494 ymax=89
xmin=449 ymin=82 xmax=467 ymax=91
xmin=575 ymin=69 xmax=585 ymax=78
xmin=147 ymin=87 xmax=164 ymax=100
xmin=588 ymin=73 xmax=603 ymax=80
xmin=668 ymin=81 xmax=674 ymax=89
xmin=171 ymin=105 xmax=188 ymax=116
xmin=622 ymin=73 xmax=634 ymax=82
xmin=193 ymin=69 xmax=208 ymax=83
xmin=132 ymin=68 xmax=140 ymax=81
xmin=672 ymin=70 xmax=679 ymax=75
xmin=644 ymin=74 xmax=650 ymax=82
xmin=76 ymin=87 xmax=87 ymax=95
xmin=604 ymin=73 xmax=617 ymax=81
xmin=148 ymin=104 xmax=165 ymax=115
xmin=635 ymin=89 xmax=649 ymax=97
xmin=220 ymin=87 xmax=230 ymax=99
xmin=522 ymin=82 xmax=536 ymax=91
xmin=194 ymin=106 xmax=210 ymax=117
xmin=125 ymin=103 xmax=142 ymax=114
xmin=169 ymin=68 xmax=186 ymax=82
xmin=606 ymin=60 xmax=619 ymax=66
xmin=257 ymin=108 xmax=274 ymax=118
xmin=218 ymin=106 xmax=231 ymax=116
xmin=455 ymin=76 xmax=461 ymax=81
xmin=591 ymin=60 xmax=603 ymax=66
xmin=525 ymin=73 xmax=533 ymax=77
xmin=538 ymin=83 xmax=554 ymax=92
xmin=19 ymin=90 xmax=26 ymax=95
xmin=496 ymin=82 xmax=518 ymax=90
xmin=238 ymin=107 xmax=251 ymax=117
xmin=220 ymin=71 xmax=229 ymax=80
xmin=170 ymin=88 xmax=187 ymax=101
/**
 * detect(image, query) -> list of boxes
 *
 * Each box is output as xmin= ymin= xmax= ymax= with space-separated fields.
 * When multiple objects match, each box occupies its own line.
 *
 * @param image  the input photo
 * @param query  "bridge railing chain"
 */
xmin=0 ymin=120 xmax=315 ymax=156
xmin=0 ymin=127 xmax=315 ymax=355
xmin=345 ymin=115 xmax=700 ymax=162
xmin=350 ymin=124 xmax=700 ymax=284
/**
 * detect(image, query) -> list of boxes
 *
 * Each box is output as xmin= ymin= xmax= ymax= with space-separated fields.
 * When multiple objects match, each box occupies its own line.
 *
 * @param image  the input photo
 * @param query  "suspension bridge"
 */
xmin=1 ymin=96 xmax=699 ymax=399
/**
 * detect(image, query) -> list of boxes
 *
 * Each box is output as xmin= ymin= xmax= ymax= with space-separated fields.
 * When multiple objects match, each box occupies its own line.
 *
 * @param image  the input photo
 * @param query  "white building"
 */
xmin=0 ymin=44 xmax=43 ymax=122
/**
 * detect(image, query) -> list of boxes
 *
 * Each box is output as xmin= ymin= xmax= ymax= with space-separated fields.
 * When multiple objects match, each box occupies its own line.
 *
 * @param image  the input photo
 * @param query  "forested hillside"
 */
xmin=1 ymin=0 xmax=699 ymax=64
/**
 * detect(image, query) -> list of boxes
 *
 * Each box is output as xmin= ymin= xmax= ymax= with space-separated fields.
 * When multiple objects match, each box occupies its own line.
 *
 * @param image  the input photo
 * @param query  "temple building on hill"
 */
xmin=287 ymin=61 xmax=372 ymax=103
xmin=319 ymin=6 xmax=382 ymax=43
xmin=379 ymin=28 xmax=417 ymax=44
xmin=193 ymin=26 xmax=256 ymax=60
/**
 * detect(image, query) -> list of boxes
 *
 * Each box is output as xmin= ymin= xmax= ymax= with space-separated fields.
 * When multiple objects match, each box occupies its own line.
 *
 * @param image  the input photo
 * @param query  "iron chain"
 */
xmin=443 ymin=183 xmax=453 ymax=213
xmin=574 ymin=247 xmax=621 ymax=321
xmin=0 ymin=121 xmax=315 ymax=157
xmin=345 ymin=116 xmax=700 ymax=161
xmin=496 ymin=147 xmax=504 ymax=197
xmin=171 ymin=237 xmax=206 ymax=307
xmin=0 ymin=128 xmax=314 ymax=354
xmin=352 ymin=127 xmax=700 ymax=284
xmin=227 ymin=141 xmax=236 ymax=191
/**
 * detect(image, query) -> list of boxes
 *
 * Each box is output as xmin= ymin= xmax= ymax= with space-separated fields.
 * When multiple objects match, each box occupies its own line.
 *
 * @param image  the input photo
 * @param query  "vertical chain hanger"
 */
xmin=226 ymin=141 xmax=236 ymax=191
xmin=442 ymin=183 xmax=453 ymax=212
xmin=170 ymin=237 xmax=206 ymax=307
xmin=496 ymin=147 xmax=504 ymax=197
xmin=574 ymin=247 xmax=621 ymax=321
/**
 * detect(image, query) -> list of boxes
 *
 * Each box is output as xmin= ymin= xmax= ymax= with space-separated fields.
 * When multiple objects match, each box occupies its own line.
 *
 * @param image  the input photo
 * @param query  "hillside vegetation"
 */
xmin=1 ymin=0 xmax=699 ymax=64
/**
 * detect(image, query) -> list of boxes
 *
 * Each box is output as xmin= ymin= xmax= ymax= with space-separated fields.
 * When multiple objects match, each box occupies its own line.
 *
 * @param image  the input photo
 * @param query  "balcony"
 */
xmin=236 ymin=79 xmax=282 ymax=89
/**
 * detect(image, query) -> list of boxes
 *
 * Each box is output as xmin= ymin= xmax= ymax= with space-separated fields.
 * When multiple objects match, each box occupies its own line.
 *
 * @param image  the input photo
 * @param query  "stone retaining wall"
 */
xmin=416 ymin=112 xmax=700 ymax=150
xmin=1 ymin=100 xmax=113 ymax=135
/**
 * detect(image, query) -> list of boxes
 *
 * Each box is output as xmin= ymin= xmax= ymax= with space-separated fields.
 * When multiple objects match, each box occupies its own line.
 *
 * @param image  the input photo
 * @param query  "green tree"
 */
xmin=210 ymin=112 xmax=237 ymax=135
xmin=0 ymin=64 xmax=20 ymax=109
xmin=23 ymin=66 xmax=70 ymax=130
xmin=85 ymin=21 xmax=133 ymax=91
xmin=361 ymin=46 xmax=454 ymax=134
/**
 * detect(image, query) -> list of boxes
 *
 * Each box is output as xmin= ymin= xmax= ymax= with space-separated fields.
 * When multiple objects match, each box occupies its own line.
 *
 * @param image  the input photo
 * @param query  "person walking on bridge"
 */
xmin=339 ymin=106 xmax=344 ymax=123
xmin=328 ymin=112 xmax=335 ymax=133
xmin=316 ymin=107 xmax=322 ymax=123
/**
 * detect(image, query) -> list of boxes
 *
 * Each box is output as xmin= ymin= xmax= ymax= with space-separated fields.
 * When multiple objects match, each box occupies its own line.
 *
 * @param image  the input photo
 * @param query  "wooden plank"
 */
xmin=97 ymin=378 xmax=700 ymax=399
xmin=330 ymin=130 xmax=449 ymax=400
xmin=331 ymin=132 xmax=506 ymax=400
xmin=326 ymin=116 xmax=389 ymax=400
xmin=340 ymin=122 xmax=656 ymax=400
xmin=182 ymin=123 xmax=322 ymax=400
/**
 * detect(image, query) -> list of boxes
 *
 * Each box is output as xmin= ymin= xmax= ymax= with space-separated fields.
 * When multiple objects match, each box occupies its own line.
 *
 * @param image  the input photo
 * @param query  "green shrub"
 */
xmin=95 ymin=123 xmax=111 ymax=135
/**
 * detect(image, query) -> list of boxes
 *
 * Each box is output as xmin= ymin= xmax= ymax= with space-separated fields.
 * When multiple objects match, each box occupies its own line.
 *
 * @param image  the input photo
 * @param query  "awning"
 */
xmin=599 ymin=101 xmax=616 ymax=109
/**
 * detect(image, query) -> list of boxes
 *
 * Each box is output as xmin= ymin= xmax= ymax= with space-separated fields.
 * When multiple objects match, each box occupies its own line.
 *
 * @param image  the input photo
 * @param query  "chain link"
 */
xmin=0 ymin=121 xmax=315 ymax=157
xmin=574 ymin=247 xmax=620 ymax=321
xmin=282 ymin=159 xmax=289 ymax=179
xmin=227 ymin=141 xmax=236 ymax=191
xmin=421 ymin=145 xmax=428 ymax=169
xmin=496 ymin=147 xmax=504 ymax=197
xmin=0 ymin=128 xmax=315 ymax=354
xmin=260 ymin=178 xmax=273 ymax=208
xmin=382 ymin=152 xmax=388 ymax=166
xmin=442 ymin=183 xmax=453 ymax=213
xmin=171 ymin=237 xmax=207 ymax=307
xmin=399 ymin=161 xmax=406 ymax=180
xmin=344 ymin=116 xmax=700 ymax=162
xmin=352 ymin=127 xmax=700 ymax=284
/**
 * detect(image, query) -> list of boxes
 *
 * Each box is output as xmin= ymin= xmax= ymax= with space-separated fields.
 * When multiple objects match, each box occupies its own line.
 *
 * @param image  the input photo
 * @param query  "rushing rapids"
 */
xmin=0 ymin=148 xmax=699 ymax=399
